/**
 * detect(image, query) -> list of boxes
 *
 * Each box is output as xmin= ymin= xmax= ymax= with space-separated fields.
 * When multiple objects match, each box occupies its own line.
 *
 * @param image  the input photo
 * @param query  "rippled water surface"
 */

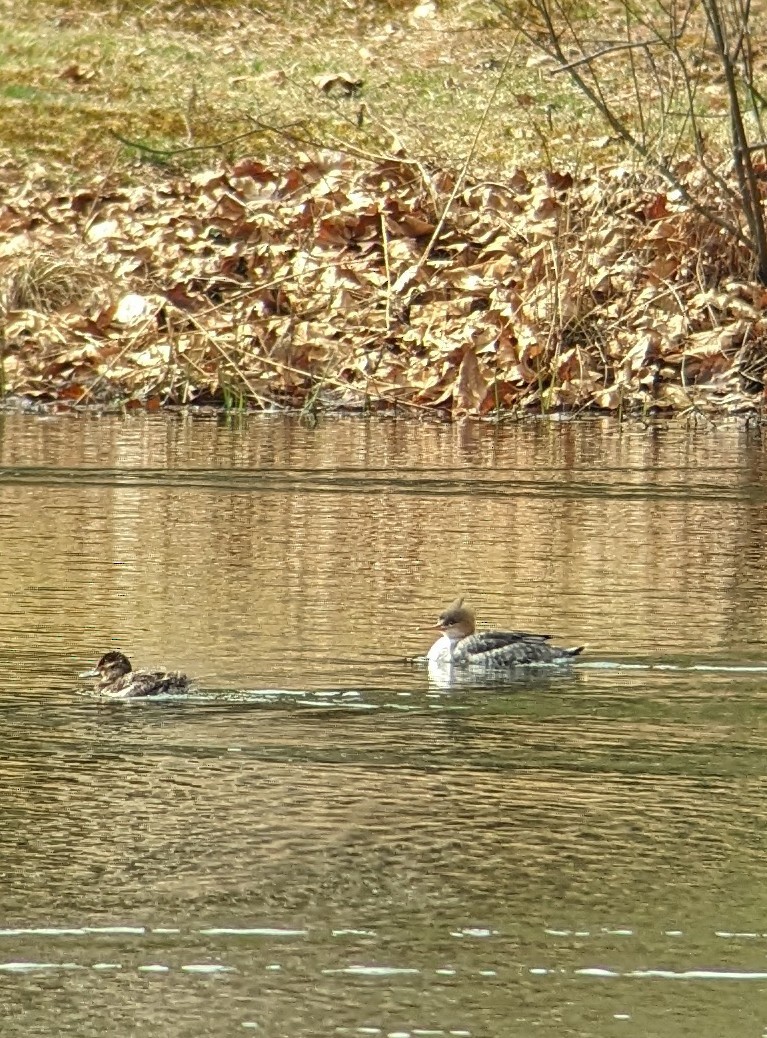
xmin=2 ymin=413 xmax=767 ymax=1037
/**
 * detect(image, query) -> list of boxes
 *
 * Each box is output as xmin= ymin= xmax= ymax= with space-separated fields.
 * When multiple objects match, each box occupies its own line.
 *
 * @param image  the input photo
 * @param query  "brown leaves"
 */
xmin=454 ymin=348 xmax=492 ymax=414
xmin=0 ymin=153 xmax=763 ymax=416
xmin=312 ymin=73 xmax=364 ymax=98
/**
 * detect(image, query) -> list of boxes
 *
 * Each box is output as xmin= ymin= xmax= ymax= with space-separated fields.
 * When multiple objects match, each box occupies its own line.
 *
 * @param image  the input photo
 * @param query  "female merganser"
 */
xmin=427 ymin=598 xmax=584 ymax=668
xmin=80 ymin=651 xmax=190 ymax=698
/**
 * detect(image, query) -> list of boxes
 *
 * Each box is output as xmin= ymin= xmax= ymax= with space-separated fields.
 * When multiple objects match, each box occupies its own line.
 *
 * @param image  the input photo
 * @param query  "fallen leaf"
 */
xmin=454 ymin=348 xmax=489 ymax=413
xmin=59 ymin=63 xmax=96 ymax=83
xmin=312 ymin=73 xmax=363 ymax=97
xmin=114 ymin=294 xmax=154 ymax=325
xmin=85 ymin=219 xmax=120 ymax=243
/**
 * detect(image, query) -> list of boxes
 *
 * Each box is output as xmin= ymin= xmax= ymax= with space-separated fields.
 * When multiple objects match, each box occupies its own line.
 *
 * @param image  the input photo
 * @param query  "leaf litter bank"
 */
xmin=1 ymin=150 xmax=765 ymax=419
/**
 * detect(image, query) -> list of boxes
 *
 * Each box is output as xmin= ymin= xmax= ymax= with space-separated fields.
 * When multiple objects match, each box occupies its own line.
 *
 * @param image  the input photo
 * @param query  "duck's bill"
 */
xmin=79 ymin=668 xmax=99 ymax=678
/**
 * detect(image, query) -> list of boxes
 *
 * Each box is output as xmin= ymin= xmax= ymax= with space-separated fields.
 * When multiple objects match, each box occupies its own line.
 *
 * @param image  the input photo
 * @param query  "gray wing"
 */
xmin=453 ymin=630 xmax=582 ymax=667
xmin=453 ymin=629 xmax=551 ymax=655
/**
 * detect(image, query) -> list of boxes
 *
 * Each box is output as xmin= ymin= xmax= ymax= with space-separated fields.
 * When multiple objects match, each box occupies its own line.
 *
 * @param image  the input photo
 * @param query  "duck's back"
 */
xmin=453 ymin=630 xmax=582 ymax=667
xmin=122 ymin=670 xmax=189 ymax=697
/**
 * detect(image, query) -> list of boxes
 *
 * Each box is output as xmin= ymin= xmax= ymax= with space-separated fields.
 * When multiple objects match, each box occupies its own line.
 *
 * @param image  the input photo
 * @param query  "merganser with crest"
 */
xmin=80 ymin=651 xmax=190 ymax=698
xmin=427 ymin=598 xmax=584 ymax=668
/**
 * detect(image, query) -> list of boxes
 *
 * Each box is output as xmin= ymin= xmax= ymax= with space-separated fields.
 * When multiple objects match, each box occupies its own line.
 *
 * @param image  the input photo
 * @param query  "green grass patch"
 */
xmin=0 ymin=0 xmax=752 ymax=185
xmin=0 ymin=0 xmax=603 ymax=180
xmin=1 ymin=84 xmax=48 ymax=101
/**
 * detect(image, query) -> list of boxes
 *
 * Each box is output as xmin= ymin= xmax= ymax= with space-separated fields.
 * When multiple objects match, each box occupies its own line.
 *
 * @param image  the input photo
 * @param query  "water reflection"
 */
xmin=2 ymin=414 xmax=767 ymax=689
xmin=2 ymin=415 xmax=767 ymax=1035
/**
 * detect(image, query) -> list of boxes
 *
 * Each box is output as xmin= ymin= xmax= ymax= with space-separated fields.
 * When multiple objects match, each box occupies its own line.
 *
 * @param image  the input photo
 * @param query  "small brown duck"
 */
xmin=427 ymin=598 xmax=584 ymax=668
xmin=80 ymin=651 xmax=190 ymax=698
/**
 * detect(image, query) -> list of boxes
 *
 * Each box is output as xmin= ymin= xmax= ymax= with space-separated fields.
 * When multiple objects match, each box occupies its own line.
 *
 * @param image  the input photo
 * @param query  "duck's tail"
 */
xmin=565 ymin=645 xmax=586 ymax=658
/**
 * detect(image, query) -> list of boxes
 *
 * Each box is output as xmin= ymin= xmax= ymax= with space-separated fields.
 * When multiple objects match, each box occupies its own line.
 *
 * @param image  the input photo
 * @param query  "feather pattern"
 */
xmin=451 ymin=631 xmax=582 ymax=667
xmin=80 ymin=651 xmax=190 ymax=698
xmin=427 ymin=598 xmax=584 ymax=669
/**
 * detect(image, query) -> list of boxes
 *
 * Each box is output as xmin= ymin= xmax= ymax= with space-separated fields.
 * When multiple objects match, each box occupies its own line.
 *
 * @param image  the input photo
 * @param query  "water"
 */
xmin=2 ymin=413 xmax=767 ymax=1036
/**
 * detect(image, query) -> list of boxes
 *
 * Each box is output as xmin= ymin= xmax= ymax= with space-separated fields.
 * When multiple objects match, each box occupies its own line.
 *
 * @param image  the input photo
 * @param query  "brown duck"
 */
xmin=80 ymin=651 xmax=190 ymax=698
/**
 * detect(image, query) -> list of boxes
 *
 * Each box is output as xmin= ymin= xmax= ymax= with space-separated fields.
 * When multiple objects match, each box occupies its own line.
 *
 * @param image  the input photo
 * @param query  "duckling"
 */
xmin=427 ymin=598 xmax=584 ymax=668
xmin=80 ymin=651 xmax=190 ymax=698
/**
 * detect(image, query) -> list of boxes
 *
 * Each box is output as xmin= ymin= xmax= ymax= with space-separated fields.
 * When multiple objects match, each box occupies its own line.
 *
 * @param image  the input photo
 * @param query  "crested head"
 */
xmin=435 ymin=597 xmax=476 ymax=639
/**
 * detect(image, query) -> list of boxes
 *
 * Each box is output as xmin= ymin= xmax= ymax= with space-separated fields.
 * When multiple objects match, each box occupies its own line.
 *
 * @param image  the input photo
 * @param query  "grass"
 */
xmin=0 ymin=0 xmax=637 ymax=182
xmin=1 ymin=251 xmax=107 ymax=312
xmin=0 ymin=0 xmax=749 ymax=190
xmin=0 ymin=0 xmax=762 ymax=418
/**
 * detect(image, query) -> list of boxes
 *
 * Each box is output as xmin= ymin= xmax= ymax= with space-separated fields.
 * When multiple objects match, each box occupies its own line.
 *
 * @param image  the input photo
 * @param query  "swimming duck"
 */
xmin=427 ymin=598 xmax=584 ymax=668
xmin=80 ymin=651 xmax=190 ymax=698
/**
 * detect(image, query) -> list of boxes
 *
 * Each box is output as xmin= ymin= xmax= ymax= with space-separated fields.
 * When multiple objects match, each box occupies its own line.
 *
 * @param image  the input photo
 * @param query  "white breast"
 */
xmin=427 ymin=634 xmax=454 ymax=665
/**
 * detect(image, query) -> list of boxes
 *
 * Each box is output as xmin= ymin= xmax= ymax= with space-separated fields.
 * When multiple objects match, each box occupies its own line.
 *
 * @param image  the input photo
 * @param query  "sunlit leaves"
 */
xmin=0 ymin=151 xmax=763 ymax=416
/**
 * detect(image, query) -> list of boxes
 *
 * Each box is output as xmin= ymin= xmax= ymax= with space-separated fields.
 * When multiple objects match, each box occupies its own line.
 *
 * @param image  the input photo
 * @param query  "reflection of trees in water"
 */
xmin=3 ymin=416 xmax=767 ymax=1037
xmin=718 ymin=425 xmax=767 ymax=646
xmin=0 ymin=415 xmax=766 ymax=665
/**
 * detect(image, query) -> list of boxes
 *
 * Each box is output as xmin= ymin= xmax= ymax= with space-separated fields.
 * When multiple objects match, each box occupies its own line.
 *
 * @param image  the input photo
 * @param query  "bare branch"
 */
xmin=548 ymin=35 xmax=681 ymax=75
xmin=495 ymin=0 xmax=767 ymax=269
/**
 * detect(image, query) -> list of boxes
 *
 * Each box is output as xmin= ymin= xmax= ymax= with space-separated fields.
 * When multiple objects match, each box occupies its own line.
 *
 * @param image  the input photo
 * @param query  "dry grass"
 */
xmin=0 ymin=0 xmax=632 ymax=182
xmin=2 ymin=0 xmax=764 ymax=419
xmin=0 ymin=0 xmax=752 ymax=188
xmin=0 ymin=251 xmax=108 ymax=313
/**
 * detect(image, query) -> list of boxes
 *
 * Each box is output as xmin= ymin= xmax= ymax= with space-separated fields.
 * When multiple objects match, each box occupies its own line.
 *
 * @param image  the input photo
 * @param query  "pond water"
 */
xmin=2 ymin=412 xmax=767 ymax=1037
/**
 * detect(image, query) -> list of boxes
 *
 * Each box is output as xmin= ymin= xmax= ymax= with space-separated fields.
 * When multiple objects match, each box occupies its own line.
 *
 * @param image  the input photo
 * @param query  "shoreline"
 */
xmin=0 ymin=395 xmax=761 ymax=426
xmin=2 ymin=152 xmax=765 ymax=422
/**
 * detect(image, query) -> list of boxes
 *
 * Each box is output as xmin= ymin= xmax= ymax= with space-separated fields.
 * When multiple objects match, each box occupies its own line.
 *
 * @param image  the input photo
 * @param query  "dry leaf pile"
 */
xmin=1 ymin=152 xmax=766 ymax=416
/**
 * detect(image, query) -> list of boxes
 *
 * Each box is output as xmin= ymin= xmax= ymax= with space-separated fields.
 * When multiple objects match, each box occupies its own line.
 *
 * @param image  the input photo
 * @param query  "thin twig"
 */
xmin=549 ymin=34 xmax=681 ymax=74
xmin=380 ymin=212 xmax=393 ymax=333
xmin=109 ymin=124 xmax=292 ymax=157
xmin=414 ymin=45 xmax=517 ymax=277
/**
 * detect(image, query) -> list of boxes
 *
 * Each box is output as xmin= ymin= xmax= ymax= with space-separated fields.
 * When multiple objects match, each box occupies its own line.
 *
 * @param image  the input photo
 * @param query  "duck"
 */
xmin=80 ymin=651 xmax=190 ymax=698
xmin=427 ymin=598 xmax=584 ymax=668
